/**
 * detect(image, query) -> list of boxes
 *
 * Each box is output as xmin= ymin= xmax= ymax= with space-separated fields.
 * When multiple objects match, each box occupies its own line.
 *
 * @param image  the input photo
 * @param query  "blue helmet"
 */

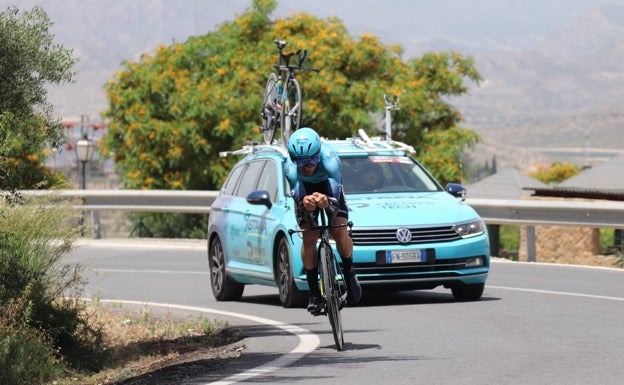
xmin=287 ymin=127 xmax=321 ymax=160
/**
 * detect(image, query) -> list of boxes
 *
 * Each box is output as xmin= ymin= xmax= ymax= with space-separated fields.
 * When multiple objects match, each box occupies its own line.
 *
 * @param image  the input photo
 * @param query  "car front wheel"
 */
xmin=451 ymin=282 xmax=485 ymax=301
xmin=275 ymin=236 xmax=306 ymax=308
xmin=208 ymin=236 xmax=244 ymax=301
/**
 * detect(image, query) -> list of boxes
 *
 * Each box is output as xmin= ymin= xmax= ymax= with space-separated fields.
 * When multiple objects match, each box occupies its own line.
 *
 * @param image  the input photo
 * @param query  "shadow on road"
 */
xmin=239 ymin=289 xmax=501 ymax=309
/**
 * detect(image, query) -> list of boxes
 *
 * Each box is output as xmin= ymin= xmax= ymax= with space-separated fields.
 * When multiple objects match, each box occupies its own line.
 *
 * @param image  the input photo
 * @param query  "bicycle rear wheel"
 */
xmin=280 ymin=77 xmax=302 ymax=148
xmin=319 ymin=242 xmax=344 ymax=350
xmin=261 ymin=73 xmax=279 ymax=144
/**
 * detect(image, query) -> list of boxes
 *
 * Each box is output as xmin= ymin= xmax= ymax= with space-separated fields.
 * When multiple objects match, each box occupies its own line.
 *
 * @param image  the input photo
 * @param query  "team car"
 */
xmin=207 ymin=130 xmax=490 ymax=307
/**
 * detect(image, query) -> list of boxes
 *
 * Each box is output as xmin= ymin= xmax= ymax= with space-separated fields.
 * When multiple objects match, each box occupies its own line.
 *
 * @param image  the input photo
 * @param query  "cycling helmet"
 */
xmin=287 ymin=127 xmax=321 ymax=165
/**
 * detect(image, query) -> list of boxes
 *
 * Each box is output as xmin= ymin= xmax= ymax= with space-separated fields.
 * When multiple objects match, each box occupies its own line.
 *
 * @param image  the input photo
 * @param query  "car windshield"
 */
xmin=341 ymin=155 xmax=442 ymax=194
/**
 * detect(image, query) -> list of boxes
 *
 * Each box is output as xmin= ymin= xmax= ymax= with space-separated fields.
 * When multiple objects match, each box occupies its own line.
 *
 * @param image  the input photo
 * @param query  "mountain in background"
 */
xmin=5 ymin=0 xmax=624 ymax=171
xmin=455 ymin=4 xmax=624 ymax=169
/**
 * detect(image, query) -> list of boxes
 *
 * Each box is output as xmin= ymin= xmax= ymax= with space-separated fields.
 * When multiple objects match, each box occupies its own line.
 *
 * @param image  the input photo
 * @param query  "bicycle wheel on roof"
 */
xmin=260 ymin=72 xmax=279 ymax=144
xmin=280 ymin=77 xmax=302 ymax=148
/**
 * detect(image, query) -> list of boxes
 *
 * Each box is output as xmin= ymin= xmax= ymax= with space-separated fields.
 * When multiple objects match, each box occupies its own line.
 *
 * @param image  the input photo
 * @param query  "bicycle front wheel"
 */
xmin=261 ymin=73 xmax=279 ymax=144
xmin=280 ymin=77 xmax=302 ymax=148
xmin=319 ymin=242 xmax=344 ymax=350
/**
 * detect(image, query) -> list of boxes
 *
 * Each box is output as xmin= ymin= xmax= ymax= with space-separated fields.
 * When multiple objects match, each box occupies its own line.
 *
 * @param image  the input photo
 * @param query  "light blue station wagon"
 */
xmin=207 ymin=131 xmax=490 ymax=307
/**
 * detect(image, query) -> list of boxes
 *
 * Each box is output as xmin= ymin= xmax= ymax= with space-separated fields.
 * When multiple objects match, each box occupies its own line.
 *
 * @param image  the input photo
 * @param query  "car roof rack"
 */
xmin=219 ymin=141 xmax=289 ymax=158
xmin=220 ymin=96 xmax=414 ymax=158
xmin=347 ymin=95 xmax=415 ymax=154
xmin=343 ymin=129 xmax=415 ymax=154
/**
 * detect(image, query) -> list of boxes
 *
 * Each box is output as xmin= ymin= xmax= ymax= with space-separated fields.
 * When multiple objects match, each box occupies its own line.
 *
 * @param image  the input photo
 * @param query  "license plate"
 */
xmin=385 ymin=249 xmax=426 ymax=264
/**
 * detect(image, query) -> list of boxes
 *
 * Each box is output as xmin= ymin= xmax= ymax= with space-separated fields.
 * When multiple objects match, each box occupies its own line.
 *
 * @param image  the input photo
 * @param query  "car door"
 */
xmin=227 ymin=159 xmax=275 ymax=276
xmin=244 ymin=159 xmax=280 ymax=274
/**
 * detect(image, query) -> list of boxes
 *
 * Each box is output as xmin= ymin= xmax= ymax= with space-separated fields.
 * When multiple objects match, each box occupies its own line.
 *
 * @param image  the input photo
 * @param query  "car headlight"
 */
xmin=453 ymin=219 xmax=485 ymax=238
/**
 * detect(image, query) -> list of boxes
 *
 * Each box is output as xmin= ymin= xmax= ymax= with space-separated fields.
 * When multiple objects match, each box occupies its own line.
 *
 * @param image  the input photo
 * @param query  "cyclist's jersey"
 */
xmin=284 ymin=143 xmax=342 ymax=202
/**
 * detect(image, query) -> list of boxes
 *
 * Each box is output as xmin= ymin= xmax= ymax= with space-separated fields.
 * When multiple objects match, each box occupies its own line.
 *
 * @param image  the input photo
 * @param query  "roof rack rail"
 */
xmin=386 ymin=139 xmax=415 ymax=154
xmin=354 ymin=129 xmax=377 ymax=149
xmin=349 ymin=129 xmax=415 ymax=154
xmin=219 ymin=141 xmax=288 ymax=158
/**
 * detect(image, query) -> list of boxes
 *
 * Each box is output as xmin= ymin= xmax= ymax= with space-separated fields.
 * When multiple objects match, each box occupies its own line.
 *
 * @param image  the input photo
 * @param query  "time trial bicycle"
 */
xmin=288 ymin=198 xmax=352 ymax=351
xmin=260 ymin=40 xmax=319 ymax=147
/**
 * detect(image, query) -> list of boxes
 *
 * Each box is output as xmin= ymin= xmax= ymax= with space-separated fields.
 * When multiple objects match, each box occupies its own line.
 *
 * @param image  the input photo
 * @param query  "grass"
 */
xmin=50 ymin=301 xmax=242 ymax=385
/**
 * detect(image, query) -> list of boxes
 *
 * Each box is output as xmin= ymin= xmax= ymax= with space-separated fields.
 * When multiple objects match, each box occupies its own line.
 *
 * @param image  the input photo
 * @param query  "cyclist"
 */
xmin=284 ymin=127 xmax=362 ymax=315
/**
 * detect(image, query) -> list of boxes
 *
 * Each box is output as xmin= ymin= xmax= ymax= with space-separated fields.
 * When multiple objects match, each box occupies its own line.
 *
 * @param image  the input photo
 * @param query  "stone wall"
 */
xmin=517 ymin=197 xmax=618 ymax=267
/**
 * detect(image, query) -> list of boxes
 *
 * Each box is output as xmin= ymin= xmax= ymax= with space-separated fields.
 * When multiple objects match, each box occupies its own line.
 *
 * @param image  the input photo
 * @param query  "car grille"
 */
xmin=351 ymin=225 xmax=461 ymax=245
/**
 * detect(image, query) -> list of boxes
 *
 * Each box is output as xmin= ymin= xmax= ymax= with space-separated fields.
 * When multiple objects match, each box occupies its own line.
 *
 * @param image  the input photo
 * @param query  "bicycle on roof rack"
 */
xmin=288 ymin=198 xmax=352 ymax=351
xmin=260 ymin=39 xmax=319 ymax=148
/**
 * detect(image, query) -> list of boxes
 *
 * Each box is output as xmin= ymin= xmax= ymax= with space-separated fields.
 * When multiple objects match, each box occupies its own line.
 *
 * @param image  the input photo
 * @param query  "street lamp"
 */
xmin=75 ymin=135 xmax=94 ymax=236
xmin=75 ymin=135 xmax=95 ymax=189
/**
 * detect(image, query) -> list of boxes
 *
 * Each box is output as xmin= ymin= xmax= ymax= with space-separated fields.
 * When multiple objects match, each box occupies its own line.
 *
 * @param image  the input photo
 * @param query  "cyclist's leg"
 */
xmin=296 ymin=202 xmax=323 ymax=314
xmin=329 ymin=191 xmax=362 ymax=306
xmin=295 ymin=201 xmax=319 ymax=270
xmin=304 ymin=236 xmax=322 ymax=314
xmin=329 ymin=217 xmax=360 ymax=306
xmin=330 ymin=217 xmax=352 ymax=262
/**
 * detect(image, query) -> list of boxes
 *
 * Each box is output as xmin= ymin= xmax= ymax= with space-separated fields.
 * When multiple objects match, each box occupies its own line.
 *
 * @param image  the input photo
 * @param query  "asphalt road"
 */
xmin=67 ymin=239 xmax=624 ymax=385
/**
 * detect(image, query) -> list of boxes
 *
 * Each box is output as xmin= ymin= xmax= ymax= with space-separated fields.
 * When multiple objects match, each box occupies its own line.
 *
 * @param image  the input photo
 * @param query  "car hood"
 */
xmin=345 ymin=192 xmax=479 ymax=227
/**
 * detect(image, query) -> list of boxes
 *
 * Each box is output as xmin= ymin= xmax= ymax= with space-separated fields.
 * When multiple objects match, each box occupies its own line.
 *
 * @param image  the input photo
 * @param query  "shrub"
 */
xmin=0 ymin=296 xmax=63 ymax=384
xmin=0 ymin=325 xmax=62 ymax=384
xmin=0 ymin=192 xmax=105 ymax=378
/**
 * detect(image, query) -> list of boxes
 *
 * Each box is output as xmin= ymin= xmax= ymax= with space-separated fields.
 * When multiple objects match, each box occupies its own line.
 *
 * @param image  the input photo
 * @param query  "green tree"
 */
xmin=0 ymin=6 xmax=76 ymax=189
xmin=101 ymin=0 xmax=481 ymax=235
xmin=0 ymin=7 xmax=100 ymax=383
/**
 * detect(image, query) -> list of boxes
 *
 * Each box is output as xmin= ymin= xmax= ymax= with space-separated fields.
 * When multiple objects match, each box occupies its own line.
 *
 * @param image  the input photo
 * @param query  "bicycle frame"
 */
xmin=275 ymin=41 xmax=318 ymax=145
xmin=288 ymin=199 xmax=352 ymax=350
xmin=261 ymin=40 xmax=319 ymax=147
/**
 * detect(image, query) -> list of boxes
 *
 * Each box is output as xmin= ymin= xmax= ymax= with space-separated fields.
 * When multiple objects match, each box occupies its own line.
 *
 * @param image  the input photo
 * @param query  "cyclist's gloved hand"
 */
xmin=303 ymin=194 xmax=318 ymax=211
xmin=313 ymin=192 xmax=329 ymax=209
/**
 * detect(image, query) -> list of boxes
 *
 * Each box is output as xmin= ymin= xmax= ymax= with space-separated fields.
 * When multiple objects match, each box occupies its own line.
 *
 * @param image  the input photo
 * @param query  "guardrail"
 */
xmin=20 ymin=189 xmax=218 ymax=214
xmin=19 ymin=190 xmax=624 ymax=228
xmin=17 ymin=190 xmax=624 ymax=261
xmin=465 ymin=198 xmax=624 ymax=228
xmin=465 ymin=198 xmax=624 ymax=262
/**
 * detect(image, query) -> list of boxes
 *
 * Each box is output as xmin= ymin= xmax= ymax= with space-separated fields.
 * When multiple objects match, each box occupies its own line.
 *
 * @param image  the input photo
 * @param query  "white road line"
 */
xmin=97 ymin=299 xmax=320 ymax=385
xmin=486 ymin=285 xmax=624 ymax=301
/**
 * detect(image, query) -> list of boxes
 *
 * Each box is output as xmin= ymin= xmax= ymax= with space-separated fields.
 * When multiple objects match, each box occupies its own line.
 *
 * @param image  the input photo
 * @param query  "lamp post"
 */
xmin=75 ymin=135 xmax=95 ymax=189
xmin=75 ymin=135 xmax=94 ymax=236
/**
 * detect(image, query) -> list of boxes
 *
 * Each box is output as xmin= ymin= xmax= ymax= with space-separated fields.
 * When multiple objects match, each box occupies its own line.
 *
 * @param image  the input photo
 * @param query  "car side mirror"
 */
xmin=246 ymin=190 xmax=272 ymax=209
xmin=446 ymin=183 xmax=466 ymax=201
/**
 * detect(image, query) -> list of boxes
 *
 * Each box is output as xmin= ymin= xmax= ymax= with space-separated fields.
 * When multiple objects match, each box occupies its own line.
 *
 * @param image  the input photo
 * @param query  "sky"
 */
xmin=3 ymin=0 xmax=623 ymax=119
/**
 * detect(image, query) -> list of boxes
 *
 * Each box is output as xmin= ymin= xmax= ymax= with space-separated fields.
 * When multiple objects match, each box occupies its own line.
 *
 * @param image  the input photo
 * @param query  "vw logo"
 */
xmin=396 ymin=228 xmax=412 ymax=243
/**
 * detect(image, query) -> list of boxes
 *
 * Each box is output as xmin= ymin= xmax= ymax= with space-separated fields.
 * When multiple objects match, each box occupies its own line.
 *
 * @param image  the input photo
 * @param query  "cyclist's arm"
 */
xmin=284 ymin=158 xmax=306 ymax=202
xmin=320 ymin=145 xmax=341 ymax=182
xmin=320 ymin=145 xmax=343 ymax=199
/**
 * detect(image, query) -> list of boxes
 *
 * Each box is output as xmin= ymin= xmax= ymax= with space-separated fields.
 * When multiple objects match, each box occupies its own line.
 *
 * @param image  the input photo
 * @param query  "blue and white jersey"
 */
xmin=284 ymin=143 xmax=342 ymax=201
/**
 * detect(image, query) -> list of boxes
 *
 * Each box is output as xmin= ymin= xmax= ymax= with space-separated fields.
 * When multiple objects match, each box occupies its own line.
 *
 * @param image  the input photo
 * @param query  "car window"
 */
xmin=235 ymin=160 xmax=265 ymax=198
xmin=256 ymin=160 xmax=279 ymax=203
xmin=341 ymin=155 xmax=441 ymax=193
xmin=222 ymin=164 xmax=244 ymax=196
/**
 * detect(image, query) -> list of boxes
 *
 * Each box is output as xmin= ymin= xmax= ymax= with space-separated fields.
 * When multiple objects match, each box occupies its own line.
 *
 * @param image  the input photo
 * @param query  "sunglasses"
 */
xmin=295 ymin=152 xmax=321 ymax=168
